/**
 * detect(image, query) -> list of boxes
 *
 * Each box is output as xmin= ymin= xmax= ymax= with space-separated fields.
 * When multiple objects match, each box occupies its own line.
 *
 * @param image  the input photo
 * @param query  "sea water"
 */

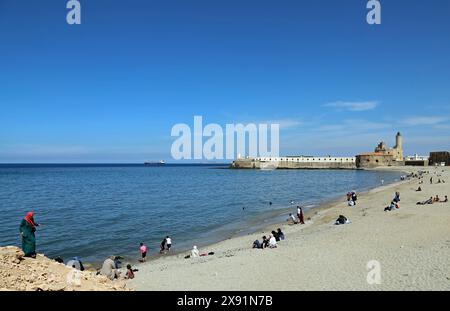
xmin=0 ymin=164 xmax=401 ymax=264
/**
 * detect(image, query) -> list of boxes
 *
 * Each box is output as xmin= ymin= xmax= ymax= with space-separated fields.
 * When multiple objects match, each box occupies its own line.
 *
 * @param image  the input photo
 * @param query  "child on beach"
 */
xmin=125 ymin=264 xmax=135 ymax=279
xmin=139 ymin=243 xmax=147 ymax=262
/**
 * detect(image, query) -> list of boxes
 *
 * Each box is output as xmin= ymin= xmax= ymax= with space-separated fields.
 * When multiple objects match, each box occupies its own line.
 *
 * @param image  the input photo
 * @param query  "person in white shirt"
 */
xmin=191 ymin=245 xmax=199 ymax=258
xmin=288 ymin=213 xmax=298 ymax=224
xmin=165 ymin=236 xmax=172 ymax=251
xmin=268 ymin=234 xmax=277 ymax=248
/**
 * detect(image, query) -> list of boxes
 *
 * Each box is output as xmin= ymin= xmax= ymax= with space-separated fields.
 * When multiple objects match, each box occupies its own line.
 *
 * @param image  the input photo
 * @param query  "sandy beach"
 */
xmin=129 ymin=166 xmax=450 ymax=291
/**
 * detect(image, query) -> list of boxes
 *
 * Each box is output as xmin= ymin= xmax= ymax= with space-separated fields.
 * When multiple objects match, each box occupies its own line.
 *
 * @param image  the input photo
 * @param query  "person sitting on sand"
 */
xmin=66 ymin=257 xmax=85 ymax=271
xmin=253 ymin=239 xmax=262 ymax=249
xmin=441 ymin=195 xmax=448 ymax=203
xmin=417 ymin=197 xmax=434 ymax=205
xmin=393 ymin=192 xmax=401 ymax=203
xmin=385 ymin=201 xmax=399 ymax=212
xmin=271 ymin=230 xmax=280 ymax=242
xmin=191 ymin=245 xmax=200 ymax=258
xmin=125 ymin=264 xmax=135 ymax=279
xmin=100 ymin=256 xmax=119 ymax=280
xmin=288 ymin=213 xmax=298 ymax=224
xmin=434 ymin=195 xmax=440 ymax=202
xmin=416 ymin=186 xmax=422 ymax=192
xmin=335 ymin=215 xmax=349 ymax=225
xmin=268 ymin=234 xmax=277 ymax=248
xmin=277 ymin=228 xmax=285 ymax=241
xmin=262 ymin=236 xmax=270 ymax=249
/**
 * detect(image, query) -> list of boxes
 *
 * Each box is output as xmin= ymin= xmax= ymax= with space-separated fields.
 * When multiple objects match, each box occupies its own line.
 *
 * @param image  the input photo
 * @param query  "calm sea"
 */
xmin=0 ymin=164 xmax=401 ymax=264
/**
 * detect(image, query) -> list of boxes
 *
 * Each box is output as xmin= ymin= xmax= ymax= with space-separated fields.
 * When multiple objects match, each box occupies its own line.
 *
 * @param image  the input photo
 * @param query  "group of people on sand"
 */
xmin=288 ymin=206 xmax=305 ymax=225
xmin=430 ymin=177 xmax=446 ymax=184
xmin=139 ymin=235 xmax=173 ymax=263
xmin=100 ymin=255 xmax=138 ymax=280
xmin=417 ymin=195 xmax=448 ymax=205
xmin=252 ymin=228 xmax=285 ymax=249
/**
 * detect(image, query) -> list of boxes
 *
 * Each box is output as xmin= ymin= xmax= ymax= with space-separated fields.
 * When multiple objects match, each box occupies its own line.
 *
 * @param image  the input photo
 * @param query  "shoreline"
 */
xmin=129 ymin=166 xmax=448 ymax=291
xmin=122 ymin=167 xmax=406 ymax=267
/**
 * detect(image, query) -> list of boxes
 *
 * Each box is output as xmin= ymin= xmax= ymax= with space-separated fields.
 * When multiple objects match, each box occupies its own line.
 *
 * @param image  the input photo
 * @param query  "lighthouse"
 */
xmin=393 ymin=132 xmax=404 ymax=161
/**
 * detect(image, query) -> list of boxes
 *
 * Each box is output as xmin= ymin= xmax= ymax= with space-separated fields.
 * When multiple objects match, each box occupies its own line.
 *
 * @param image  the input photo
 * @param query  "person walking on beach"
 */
xmin=298 ymin=207 xmax=305 ymax=225
xmin=430 ymin=177 xmax=433 ymax=184
xmin=139 ymin=242 xmax=147 ymax=262
xmin=19 ymin=212 xmax=40 ymax=258
xmin=165 ymin=236 xmax=172 ymax=251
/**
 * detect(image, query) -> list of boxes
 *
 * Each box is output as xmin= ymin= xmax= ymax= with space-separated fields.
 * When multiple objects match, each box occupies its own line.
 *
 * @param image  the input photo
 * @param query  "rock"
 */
xmin=0 ymin=246 xmax=131 ymax=291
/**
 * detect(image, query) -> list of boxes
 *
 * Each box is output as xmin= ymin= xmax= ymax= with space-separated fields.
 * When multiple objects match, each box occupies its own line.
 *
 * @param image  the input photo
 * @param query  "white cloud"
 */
xmin=401 ymin=116 xmax=447 ymax=126
xmin=324 ymin=101 xmax=379 ymax=112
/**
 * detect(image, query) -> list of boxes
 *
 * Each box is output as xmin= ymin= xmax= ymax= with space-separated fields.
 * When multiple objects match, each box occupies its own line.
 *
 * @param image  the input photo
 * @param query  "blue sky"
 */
xmin=0 ymin=0 xmax=449 ymax=162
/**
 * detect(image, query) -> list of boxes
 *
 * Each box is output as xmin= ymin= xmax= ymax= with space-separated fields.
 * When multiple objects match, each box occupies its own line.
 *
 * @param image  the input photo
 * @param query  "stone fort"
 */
xmin=355 ymin=132 xmax=405 ymax=168
xmin=232 ymin=132 xmax=405 ymax=169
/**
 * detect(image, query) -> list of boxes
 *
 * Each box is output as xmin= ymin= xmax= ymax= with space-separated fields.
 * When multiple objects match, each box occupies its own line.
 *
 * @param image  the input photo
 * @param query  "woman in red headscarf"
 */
xmin=19 ymin=212 xmax=40 ymax=258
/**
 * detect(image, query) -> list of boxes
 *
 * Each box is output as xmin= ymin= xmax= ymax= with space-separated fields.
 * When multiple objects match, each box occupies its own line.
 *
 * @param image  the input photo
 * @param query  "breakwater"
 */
xmin=232 ymin=157 xmax=356 ymax=169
